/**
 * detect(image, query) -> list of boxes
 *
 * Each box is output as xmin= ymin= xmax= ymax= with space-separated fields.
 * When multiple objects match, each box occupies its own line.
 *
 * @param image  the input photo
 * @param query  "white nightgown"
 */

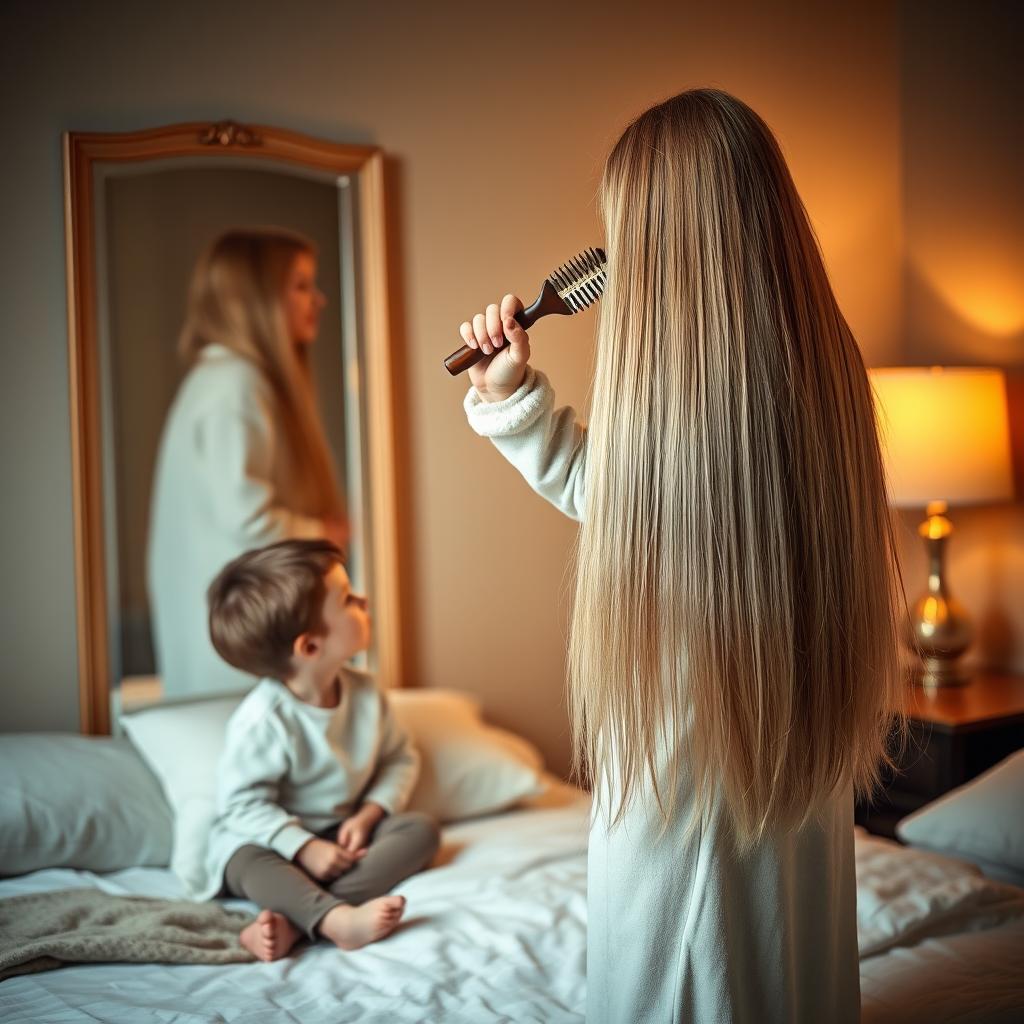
xmin=464 ymin=367 xmax=859 ymax=1024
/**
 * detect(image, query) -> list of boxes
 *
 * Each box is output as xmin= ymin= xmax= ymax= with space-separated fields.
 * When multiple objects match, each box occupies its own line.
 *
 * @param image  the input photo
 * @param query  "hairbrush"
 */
xmin=444 ymin=247 xmax=607 ymax=375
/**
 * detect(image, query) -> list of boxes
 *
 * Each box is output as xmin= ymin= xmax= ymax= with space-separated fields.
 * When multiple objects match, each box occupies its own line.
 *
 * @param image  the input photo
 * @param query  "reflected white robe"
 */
xmin=465 ymin=367 xmax=859 ymax=1023
xmin=148 ymin=345 xmax=324 ymax=699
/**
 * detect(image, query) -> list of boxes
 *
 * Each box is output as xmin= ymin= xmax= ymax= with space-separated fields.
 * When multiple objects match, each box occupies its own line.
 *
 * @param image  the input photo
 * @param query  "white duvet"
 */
xmin=855 ymin=828 xmax=1024 ymax=1024
xmin=1 ymin=787 xmax=1022 ymax=1024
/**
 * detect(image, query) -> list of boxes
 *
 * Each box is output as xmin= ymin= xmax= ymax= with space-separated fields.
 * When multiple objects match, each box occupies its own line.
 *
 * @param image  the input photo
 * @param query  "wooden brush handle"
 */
xmin=444 ymin=307 xmax=539 ymax=376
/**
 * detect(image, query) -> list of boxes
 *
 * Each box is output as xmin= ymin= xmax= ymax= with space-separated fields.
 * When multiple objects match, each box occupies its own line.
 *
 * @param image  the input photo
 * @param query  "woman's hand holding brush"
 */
xmin=446 ymin=248 xmax=604 ymax=384
xmin=458 ymin=293 xmax=532 ymax=403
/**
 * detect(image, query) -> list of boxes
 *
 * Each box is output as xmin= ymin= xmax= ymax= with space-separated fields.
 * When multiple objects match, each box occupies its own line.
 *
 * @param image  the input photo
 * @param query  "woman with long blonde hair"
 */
xmin=149 ymin=227 xmax=345 ymax=699
xmin=459 ymin=89 xmax=904 ymax=1022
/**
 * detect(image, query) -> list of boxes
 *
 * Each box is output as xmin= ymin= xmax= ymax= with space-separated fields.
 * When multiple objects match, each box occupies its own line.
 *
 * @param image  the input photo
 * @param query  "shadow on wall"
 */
xmin=906 ymin=249 xmax=1024 ymax=352
xmin=383 ymin=154 xmax=420 ymax=688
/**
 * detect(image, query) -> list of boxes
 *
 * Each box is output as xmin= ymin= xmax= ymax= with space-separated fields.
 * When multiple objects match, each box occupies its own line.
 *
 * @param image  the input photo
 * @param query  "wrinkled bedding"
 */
xmin=1 ymin=786 xmax=1022 ymax=1024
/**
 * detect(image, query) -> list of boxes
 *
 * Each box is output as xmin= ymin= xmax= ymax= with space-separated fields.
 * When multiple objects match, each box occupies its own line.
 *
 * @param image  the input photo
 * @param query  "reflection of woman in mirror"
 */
xmin=148 ymin=227 xmax=346 ymax=699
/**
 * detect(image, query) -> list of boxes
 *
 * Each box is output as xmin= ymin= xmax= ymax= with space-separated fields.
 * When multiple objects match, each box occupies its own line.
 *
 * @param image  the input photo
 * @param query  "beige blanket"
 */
xmin=0 ymin=888 xmax=256 ymax=980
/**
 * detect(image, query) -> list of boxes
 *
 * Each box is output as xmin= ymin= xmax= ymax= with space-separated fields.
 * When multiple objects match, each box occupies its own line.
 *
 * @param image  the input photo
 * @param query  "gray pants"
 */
xmin=224 ymin=811 xmax=440 ymax=938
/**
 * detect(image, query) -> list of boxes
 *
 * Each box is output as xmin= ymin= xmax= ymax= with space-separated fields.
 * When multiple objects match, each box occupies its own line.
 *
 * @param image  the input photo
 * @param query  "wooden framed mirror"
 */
xmin=63 ymin=120 xmax=401 ymax=734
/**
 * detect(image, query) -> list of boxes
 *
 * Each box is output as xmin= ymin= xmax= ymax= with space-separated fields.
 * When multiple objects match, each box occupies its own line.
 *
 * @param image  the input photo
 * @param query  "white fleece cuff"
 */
xmin=360 ymin=789 xmax=396 ymax=815
xmin=463 ymin=367 xmax=553 ymax=438
xmin=270 ymin=823 xmax=317 ymax=861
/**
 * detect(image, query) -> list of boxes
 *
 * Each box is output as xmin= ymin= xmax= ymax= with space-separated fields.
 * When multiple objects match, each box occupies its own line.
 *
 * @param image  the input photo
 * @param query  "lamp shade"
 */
xmin=869 ymin=367 xmax=1013 ymax=509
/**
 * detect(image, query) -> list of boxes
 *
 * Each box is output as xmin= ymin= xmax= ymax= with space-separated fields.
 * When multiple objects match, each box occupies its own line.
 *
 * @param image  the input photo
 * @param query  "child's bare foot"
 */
xmin=318 ymin=896 xmax=406 ymax=951
xmin=239 ymin=909 xmax=302 ymax=962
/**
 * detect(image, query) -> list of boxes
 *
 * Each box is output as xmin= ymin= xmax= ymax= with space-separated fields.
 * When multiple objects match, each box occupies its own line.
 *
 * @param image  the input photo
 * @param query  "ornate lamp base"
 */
xmin=914 ymin=655 xmax=972 ymax=689
xmin=907 ymin=502 xmax=973 ymax=689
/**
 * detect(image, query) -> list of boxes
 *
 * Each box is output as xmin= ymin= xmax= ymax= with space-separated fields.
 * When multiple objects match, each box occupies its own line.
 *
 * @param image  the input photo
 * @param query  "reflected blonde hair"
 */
xmin=180 ymin=227 xmax=341 ymax=519
xmin=569 ymin=89 xmax=906 ymax=847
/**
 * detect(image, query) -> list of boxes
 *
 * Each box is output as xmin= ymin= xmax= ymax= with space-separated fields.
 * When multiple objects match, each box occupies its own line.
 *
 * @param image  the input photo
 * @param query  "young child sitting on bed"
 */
xmin=202 ymin=538 xmax=439 ymax=962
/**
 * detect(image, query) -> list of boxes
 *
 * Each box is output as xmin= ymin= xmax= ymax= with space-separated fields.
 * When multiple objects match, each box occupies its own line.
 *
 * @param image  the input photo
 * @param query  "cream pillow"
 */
xmin=388 ymin=688 xmax=546 ymax=821
xmin=896 ymin=749 xmax=1024 ymax=887
xmin=121 ymin=685 xmax=546 ymax=890
xmin=120 ymin=694 xmax=245 ymax=894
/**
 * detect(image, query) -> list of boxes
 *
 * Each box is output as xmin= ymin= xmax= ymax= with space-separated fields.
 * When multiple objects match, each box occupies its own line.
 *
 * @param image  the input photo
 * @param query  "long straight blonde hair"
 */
xmin=569 ymin=89 xmax=906 ymax=847
xmin=179 ymin=227 xmax=341 ymax=520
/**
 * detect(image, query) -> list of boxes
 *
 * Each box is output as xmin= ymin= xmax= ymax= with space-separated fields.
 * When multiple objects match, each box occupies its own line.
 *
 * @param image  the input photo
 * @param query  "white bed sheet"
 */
xmin=2 ymin=785 xmax=1023 ymax=1024
xmin=0 ymin=782 xmax=591 ymax=1024
xmin=854 ymin=828 xmax=1024 ymax=1024
xmin=860 ymin=918 xmax=1024 ymax=1024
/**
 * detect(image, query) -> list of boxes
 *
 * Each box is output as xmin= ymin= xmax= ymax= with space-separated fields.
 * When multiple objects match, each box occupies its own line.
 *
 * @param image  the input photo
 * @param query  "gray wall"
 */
xmin=1 ymin=0 xmax=910 ymax=773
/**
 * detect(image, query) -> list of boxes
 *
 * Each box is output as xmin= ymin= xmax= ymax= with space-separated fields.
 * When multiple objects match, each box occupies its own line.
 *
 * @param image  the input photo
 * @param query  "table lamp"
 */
xmin=870 ymin=367 xmax=1014 ymax=688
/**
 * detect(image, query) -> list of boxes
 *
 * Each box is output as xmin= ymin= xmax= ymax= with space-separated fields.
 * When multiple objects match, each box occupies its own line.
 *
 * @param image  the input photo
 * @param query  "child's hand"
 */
xmin=295 ymin=837 xmax=365 ymax=882
xmin=460 ymin=293 xmax=531 ymax=403
xmin=336 ymin=802 xmax=386 ymax=853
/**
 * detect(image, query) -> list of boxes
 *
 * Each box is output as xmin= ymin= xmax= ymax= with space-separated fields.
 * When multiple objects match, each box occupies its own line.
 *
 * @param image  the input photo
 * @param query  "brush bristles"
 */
xmin=550 ymin=247 xmax=607 ymax=313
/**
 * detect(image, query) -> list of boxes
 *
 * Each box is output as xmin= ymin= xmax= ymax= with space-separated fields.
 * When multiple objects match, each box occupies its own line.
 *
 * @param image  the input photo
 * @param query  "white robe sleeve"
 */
xmin=463 ymin=367 xmax=587 ymax=522
xmin=195 ymin=404 xmax=324 ymax=545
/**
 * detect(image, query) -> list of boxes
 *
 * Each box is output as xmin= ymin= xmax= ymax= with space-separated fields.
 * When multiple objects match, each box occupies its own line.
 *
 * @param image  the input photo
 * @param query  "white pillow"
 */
xmin=121 ymin=685 xmax=546 ymax=890
xmin=0 ymin=734 xmax=173 ymax=875
xmin=120 ymin=694 xmax=244 ymax=895
xmin=896 ymin=749 xmax=1024 ymax=887
xmin=388 ymin=688 xmax=546 ymax=821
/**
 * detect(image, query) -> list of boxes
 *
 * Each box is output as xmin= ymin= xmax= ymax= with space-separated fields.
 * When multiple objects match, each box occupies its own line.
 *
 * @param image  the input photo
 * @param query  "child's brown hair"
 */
xmin=207 ymin=538 xmax=344 ymax=681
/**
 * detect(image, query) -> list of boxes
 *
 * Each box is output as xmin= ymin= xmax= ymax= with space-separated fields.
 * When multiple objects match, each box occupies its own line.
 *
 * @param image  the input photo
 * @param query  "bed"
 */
xmin=2 ymin=775 xmax=1023 ymax=1024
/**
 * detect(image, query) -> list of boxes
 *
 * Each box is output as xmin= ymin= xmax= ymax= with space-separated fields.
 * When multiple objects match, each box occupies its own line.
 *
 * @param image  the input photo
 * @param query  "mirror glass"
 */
xmin=93 ymin=156 xmax=370 ymax=714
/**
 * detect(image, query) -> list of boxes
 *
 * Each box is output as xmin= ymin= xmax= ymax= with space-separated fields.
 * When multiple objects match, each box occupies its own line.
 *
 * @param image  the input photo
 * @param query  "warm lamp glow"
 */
xmin=913 ymin=256 xmax=1024 ymax=338
xmin=870 ymin=367 xmax=1013 ymax=508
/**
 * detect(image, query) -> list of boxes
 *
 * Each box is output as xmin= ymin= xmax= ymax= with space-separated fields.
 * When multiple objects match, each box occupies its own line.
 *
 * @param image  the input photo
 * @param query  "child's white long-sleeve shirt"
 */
xmin=198 ymin=669 xmax=419 ymax=900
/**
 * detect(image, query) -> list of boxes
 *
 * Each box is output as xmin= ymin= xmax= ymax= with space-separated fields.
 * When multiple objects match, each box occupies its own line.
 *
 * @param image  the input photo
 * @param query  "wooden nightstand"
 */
xmin=855 ymin=672 xmax=1024 ymax=838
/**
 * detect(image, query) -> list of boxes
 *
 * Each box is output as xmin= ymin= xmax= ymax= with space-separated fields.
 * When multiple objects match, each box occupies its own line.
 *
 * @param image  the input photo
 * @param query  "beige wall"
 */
xmin=897 ymin=0 xmax=1024 ymax=676
xmin=0 ymin=1 xmax=905 ymax=774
